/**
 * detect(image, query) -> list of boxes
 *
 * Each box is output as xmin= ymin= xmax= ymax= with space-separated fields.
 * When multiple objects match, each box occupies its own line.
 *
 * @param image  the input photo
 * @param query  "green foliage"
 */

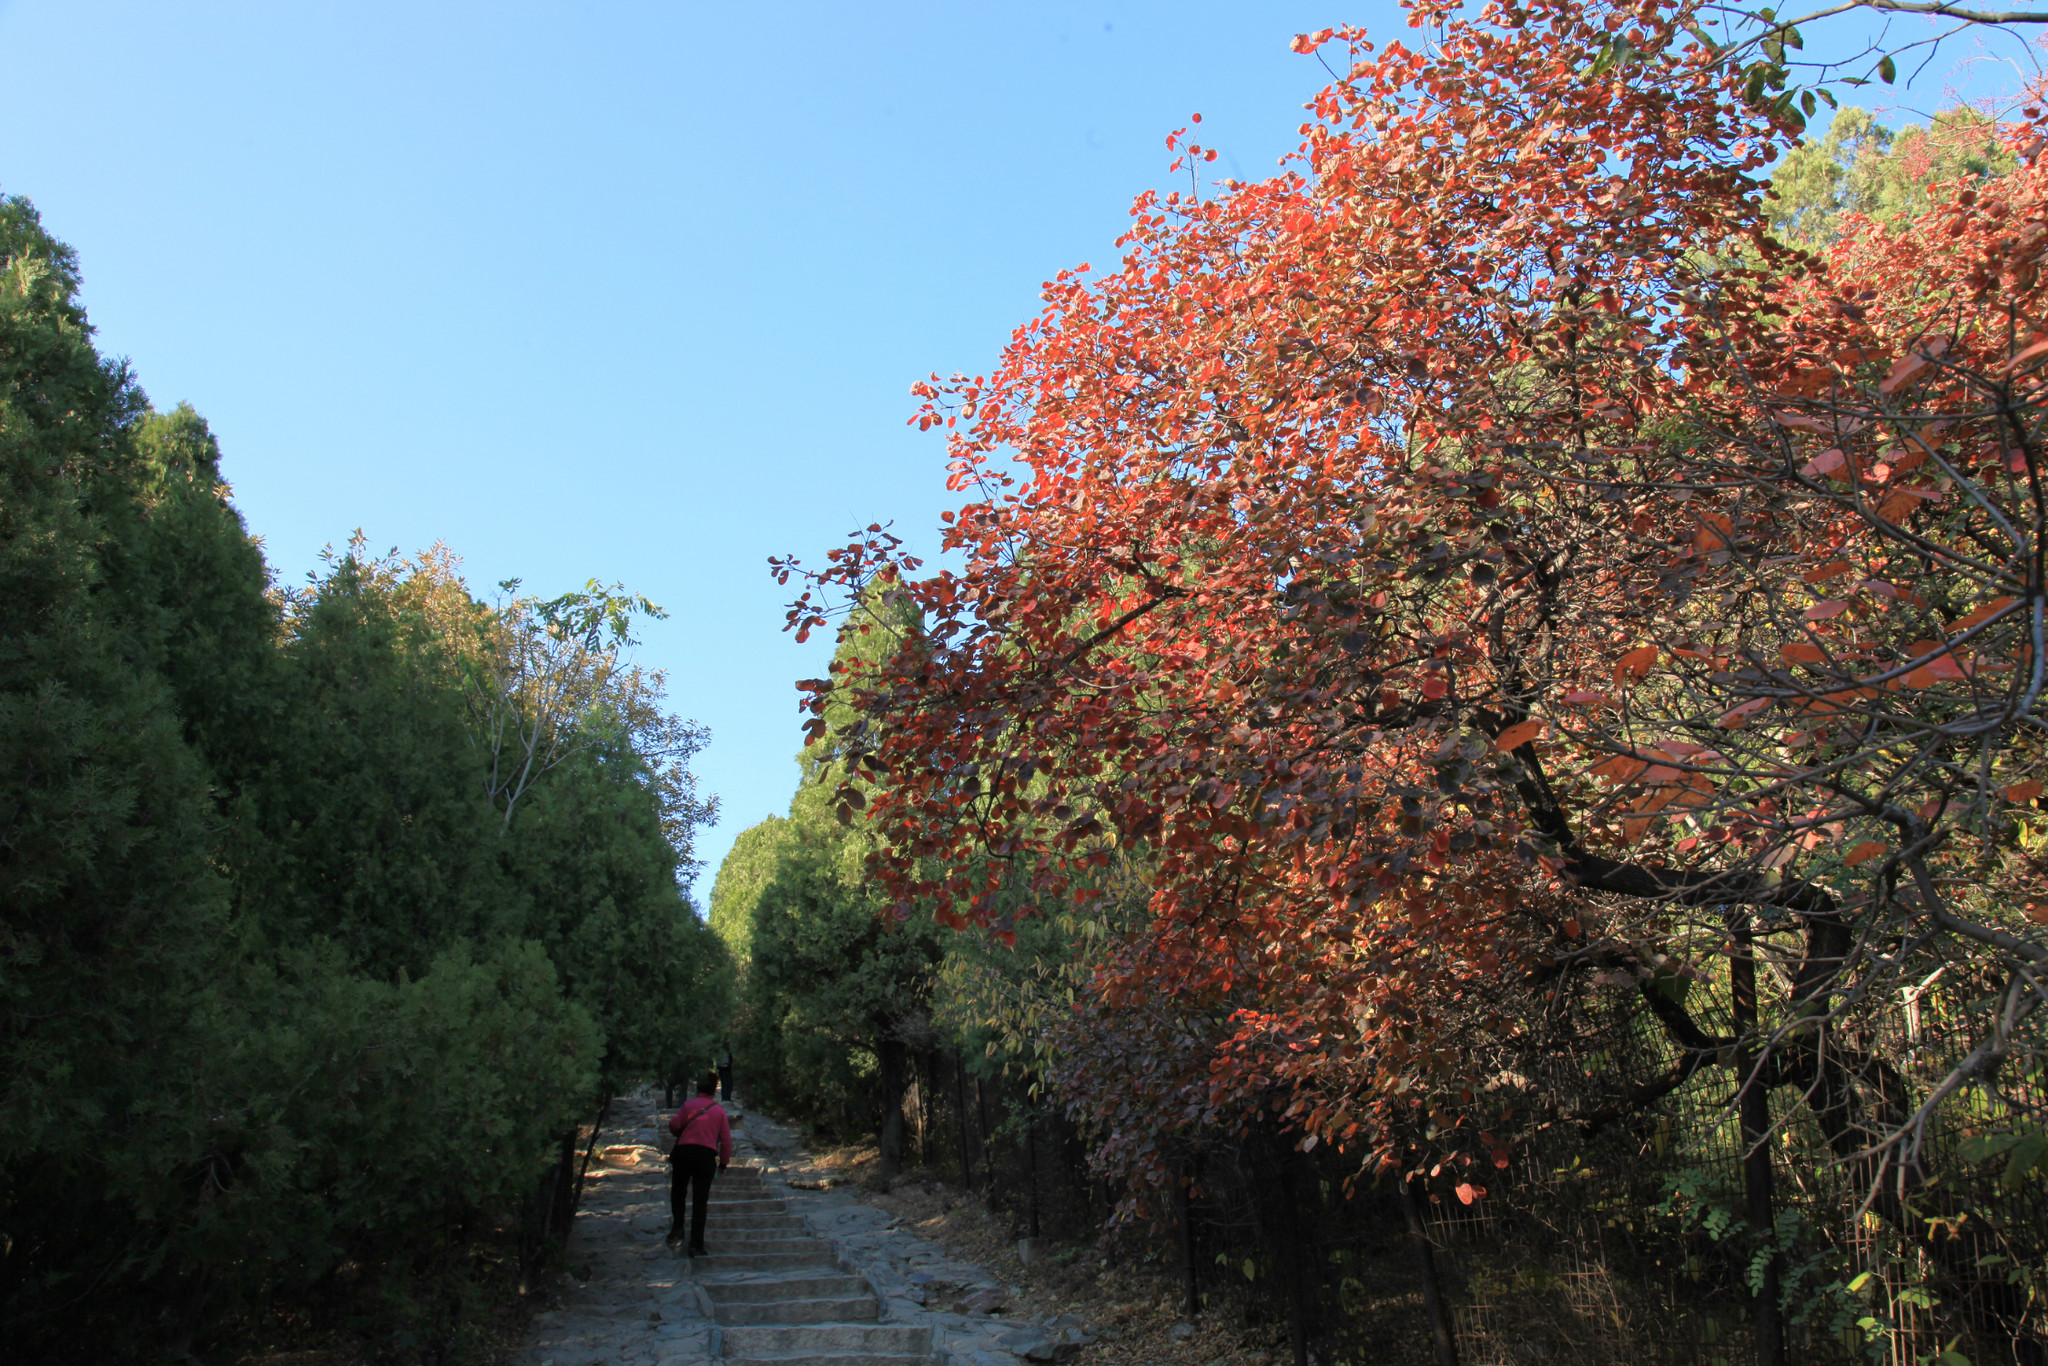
xmin=1768 ymin=104 xmax=2018 ymax=250
xmin=503 ymin=737 xmax=731 ymax=1086
xmin=0 ymin=193 xmax=236 ymax=1345
xmin=717 ymin=599 xmax=943 ymax=1144
xmin=709 ymin=813 xmax=791 ymax=965
xmin=0 ymin=194 xmax=724 ymax=1361
xmin=236 ymin=547 xmax=516 ymax=977
xmin=726 ymin=777 xmax=943 ymax=1137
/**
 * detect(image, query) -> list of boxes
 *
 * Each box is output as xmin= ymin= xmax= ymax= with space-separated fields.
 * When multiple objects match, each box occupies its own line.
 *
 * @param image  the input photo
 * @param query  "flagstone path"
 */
xmin=506 ymin=1090 xmax=1100 ymax=1366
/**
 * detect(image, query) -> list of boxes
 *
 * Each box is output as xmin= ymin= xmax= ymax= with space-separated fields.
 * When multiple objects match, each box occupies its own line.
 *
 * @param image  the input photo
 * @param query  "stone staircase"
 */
xmin=697 ymin=1164 xmax=936 ymax=1366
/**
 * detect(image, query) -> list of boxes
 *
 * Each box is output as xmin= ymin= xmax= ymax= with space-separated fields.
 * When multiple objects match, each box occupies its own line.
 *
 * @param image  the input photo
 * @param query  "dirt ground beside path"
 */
xmin=797 ymin=1141 xmax=1297 ymax=1366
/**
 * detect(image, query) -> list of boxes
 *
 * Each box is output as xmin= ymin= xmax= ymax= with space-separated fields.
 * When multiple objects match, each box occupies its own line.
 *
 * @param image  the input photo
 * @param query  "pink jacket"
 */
xmin=669 ymin=1096 xmax=732 ymax=1166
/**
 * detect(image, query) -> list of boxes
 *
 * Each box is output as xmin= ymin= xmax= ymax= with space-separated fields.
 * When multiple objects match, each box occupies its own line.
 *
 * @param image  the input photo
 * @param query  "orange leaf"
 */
xmin=1803 ymin=561 xmax=1854 ymax=583
xmin=2001 ymin=336 xmax=2048 ymax=376
xmin=1803 ymin=600 xmax=1848 ymax=621
xmin=1781 ymin=642 xmax=1827 ymax=665
xmin=1717 ymin=697 xmax=1773 ymax=728
xmin=1949 ymin=596 xmax=2017 ymax=635
xmin=1844 ymin=840 xmax=1887 ymax=867
xmin=2005 ymin=780 xmax=2042 ymax=803
xmin=1692 ymin=512 xmax=1734 ymax=554
xmin=1493 ymin=719 xmax=1545 ymax=750
xmin=1877 ymin=491 xmax=1923 ymax=522
xmin=1879 ymin=336 xmax=1949 ymax=394
xmin=1590 ymin=755 xmax=1648 ymax=782
xmin=1454 ymin=1182 xmax=1485 ymax=1205
xmin=1613 ymin=645 xmax=1659 ymax=688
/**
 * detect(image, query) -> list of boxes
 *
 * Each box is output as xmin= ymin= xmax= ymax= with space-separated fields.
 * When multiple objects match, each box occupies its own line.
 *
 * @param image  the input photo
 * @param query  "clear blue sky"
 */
xmin=0 ymin=1 xmax=2031 ymax=893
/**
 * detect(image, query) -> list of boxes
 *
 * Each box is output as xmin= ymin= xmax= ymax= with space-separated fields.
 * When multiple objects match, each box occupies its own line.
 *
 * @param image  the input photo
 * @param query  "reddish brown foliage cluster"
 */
xmin=778 ymin=0 xmax=2048 ymax=1309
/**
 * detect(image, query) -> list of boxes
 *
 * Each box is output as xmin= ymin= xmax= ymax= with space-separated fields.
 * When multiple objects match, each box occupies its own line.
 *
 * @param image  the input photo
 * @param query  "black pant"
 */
xmin=718 ymin=1064 xmax=733 ymax=1101
xmin=671 ymin=1143 xmax=717 ymax=1250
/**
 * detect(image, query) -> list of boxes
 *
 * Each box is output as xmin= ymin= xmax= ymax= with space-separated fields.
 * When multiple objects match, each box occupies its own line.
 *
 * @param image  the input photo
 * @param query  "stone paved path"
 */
xmin=507 ymin=1091 xmax=1094 ymax=1366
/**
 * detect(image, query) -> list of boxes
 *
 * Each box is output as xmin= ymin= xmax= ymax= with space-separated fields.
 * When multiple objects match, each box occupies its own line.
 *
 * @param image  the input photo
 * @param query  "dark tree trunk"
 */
xmin=954 ymin=1051 xmax=975 ymax=1189
xmin=1732 ymin=932 xmax=1785 ymax=1366
xmin=976 ymin=1076 xmax=993 ymax=1193
xmin=1025 ymin=1106 xmax=1041 ymax=1239
xmin=1401 ymin=1173 xmax=1460 ymax=1366
xmin=1275 ymin=1155 xmax=1317 ymax=1366
xmin=877 ymin=1034 xmax=909 ymax=1182
xmin=1173 ymin=1159 xmax=1201 ymax=1319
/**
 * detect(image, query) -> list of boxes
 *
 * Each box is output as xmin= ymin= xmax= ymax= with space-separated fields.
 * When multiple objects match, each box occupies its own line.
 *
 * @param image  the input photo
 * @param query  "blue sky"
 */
xmin=0 ymin=1 xmax=2034 ymax=893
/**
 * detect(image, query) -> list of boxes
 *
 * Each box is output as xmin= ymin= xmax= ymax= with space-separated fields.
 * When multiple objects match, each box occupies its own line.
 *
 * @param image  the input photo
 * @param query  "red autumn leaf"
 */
xmin=1801 ymin=449 xmax=1848 ymax=480
xmin=1493 ymin=719 xmax=1545 ymax=751
xmin=1844 ymin=841 xmax=1888 ymax=867
xmin=1879 ymin=336 xmax=1950 ymax=394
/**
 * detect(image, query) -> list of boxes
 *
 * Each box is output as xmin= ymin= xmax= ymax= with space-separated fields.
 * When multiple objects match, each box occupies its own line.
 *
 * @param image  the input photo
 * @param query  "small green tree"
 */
xmin=1768 ymin=102 xmax=2018 ymax=248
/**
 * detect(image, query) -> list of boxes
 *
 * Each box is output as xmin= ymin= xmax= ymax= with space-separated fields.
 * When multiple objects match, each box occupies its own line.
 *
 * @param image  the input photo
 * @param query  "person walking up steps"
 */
xmin=666 ymin=1072 xmax=731 ymax=1256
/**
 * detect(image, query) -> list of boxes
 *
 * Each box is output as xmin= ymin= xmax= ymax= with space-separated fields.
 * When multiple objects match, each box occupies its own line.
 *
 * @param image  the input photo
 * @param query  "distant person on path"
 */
xmin=667 ymin=1072 xmax=731 ymax=1255
xmin=716 ymin=1041 xmax=734 ymax=1102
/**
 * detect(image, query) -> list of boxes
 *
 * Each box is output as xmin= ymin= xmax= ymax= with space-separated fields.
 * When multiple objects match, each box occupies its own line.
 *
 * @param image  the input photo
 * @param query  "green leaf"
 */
xmin=1878 ymin=55 xmax=1896 ymax=85
xmin=1957 ymin=1132 xmax=2023 ymax=1164
xmin=2000 ymin=1131 xmax=2048 ymax=1191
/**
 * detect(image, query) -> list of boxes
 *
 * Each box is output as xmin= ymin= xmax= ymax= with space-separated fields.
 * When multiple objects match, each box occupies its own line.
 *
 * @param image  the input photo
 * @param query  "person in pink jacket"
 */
xmin=667 ymin=1071 xmax=732 ymax=1255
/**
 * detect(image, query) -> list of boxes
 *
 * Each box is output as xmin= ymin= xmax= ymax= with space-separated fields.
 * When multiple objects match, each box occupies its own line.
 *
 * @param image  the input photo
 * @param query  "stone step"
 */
xmin=709 ymin=1214 xmax=807 ymax=1232
xmin=711 ymin=1294 xmax=879 ymax=1325
xmin=720 ymin=1323 xmax=933 ymax=1357
xmin=722 ymin=1356 xmax=933 ymax=1366
xmin=698 ymin=1236 xmax=827 ymax=1255
xmin=707 ymin=1197 xmax=786 ymax=1213
xmin=690 ymin=1248 xmax=840 ymax=1270
xmin=703 ymin=1275 xmax=872 ymax=1304
xmin=719 ymin=1230 xmax=821 ymax=1247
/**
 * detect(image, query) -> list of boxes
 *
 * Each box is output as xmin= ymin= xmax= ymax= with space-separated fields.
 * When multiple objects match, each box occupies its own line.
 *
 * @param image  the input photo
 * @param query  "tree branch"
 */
xmin=1852 ymin=0 xmax=2048 ymax=21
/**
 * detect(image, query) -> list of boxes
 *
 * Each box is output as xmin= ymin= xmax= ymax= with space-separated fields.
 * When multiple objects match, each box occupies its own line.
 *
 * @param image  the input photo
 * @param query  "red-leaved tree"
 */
xmin=779 ymin=0 xmax=2048 ymax=1350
